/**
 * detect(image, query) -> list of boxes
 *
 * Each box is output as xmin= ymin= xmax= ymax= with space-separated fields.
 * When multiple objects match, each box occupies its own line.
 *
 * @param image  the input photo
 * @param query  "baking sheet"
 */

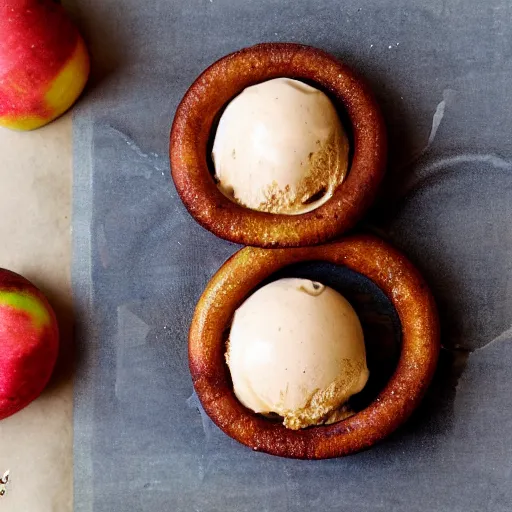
xmin=72 ymin=1 xmax=512 ymax=510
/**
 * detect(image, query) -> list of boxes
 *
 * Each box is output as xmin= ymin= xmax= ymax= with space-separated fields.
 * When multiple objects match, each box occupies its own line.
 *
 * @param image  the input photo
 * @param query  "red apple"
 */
xmin=0 ymin=0 xmax=90 ymax=130
xmin=0 ymin=269 xmax=59 ymax=420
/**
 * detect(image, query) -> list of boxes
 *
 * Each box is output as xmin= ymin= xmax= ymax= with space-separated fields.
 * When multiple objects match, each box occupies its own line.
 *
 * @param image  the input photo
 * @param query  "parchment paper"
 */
xmin=72 ymin=0 xmax=512 ymax=510
xmin=0 ymin=114 xmax=73 ymax=512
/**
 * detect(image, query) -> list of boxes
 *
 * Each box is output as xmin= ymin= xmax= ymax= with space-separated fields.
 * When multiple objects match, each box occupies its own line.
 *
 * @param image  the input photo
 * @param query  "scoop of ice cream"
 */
xmin=212 ymin=78 xmax=349 ymax=215
xmin=225 ymin=278 xmax=369 ymax=430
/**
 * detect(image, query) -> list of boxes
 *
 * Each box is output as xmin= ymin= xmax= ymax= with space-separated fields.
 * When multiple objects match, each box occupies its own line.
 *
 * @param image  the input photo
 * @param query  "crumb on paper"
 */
xmin=0 ymin=470 xmax=10 ymax=497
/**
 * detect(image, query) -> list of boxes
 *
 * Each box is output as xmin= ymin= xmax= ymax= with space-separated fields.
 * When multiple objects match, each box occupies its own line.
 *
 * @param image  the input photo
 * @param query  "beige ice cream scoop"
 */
xmin=226 ymin=278 xmax=369 ymax=430
xmin=212 ymin=78 xmax=349 ymax=215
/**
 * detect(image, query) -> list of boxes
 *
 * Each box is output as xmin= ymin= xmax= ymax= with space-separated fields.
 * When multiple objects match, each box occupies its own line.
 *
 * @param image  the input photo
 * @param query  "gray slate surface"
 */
xmin=72 ymin=0 xmax=512 ymax=510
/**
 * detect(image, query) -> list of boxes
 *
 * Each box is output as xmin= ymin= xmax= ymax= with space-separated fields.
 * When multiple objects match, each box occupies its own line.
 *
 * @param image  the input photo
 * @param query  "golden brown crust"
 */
xmin=170 ymin=43 xmax=387 ymax=247
xmin=189 ymin=235 xmax=440 ymax=459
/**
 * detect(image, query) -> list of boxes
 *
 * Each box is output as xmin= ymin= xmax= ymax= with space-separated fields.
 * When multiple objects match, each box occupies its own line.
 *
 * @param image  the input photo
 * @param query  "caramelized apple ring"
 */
xmin=189 ymin=235 xmax=440 ymax=459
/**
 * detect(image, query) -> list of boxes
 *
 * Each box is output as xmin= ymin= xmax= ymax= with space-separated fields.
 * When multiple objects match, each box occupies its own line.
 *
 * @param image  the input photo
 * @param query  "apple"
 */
xmin=0 ymin=269 xmax=59 ymax=420
xmin=0 ymin=0 xmax=90 ymax=130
